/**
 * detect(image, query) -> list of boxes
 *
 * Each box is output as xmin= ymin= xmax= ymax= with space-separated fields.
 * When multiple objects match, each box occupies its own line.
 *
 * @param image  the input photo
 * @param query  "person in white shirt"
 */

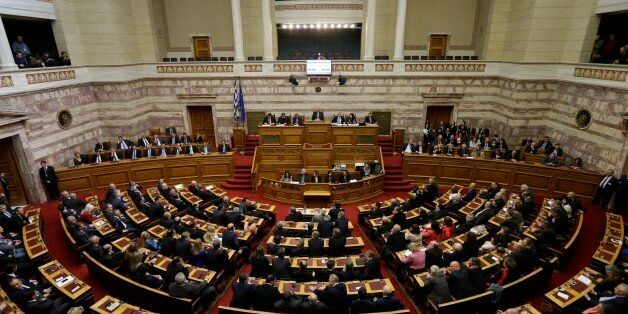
xmin=152 ymin=134 xmax=162 ymax=146
xmin=93 ymin=151 xmax=103 ymax=163
xmin=109 ymin=148 xmax=120 ymax=161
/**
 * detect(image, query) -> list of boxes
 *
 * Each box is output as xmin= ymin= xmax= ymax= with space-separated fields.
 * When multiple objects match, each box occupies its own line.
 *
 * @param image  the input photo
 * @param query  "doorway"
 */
xmin=192 ymin=36 xmax=211 ymax=59
xmin=0 ymin=137 xmax=29 ymax=205
xmin=188 ymin=106 xmax=216 ymax=145
xmin=428 ymin=34 xmax=448 ymax=57
xmin=425 ymin=105 xmax=454 ymax=127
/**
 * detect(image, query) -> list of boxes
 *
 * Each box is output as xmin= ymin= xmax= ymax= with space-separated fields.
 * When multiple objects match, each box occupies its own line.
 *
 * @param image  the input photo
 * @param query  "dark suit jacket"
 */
xmin=271 ymin=257 xmax=291 ymax=279
xmin=425 ymin=272 xmax=453 ymax=303
xmin=315 ymin=283 xmax=348 ymax=312
xmin=335 ymin=218 xmax=350 ymax=236
xmin=218 ymin=144 xmax=231 ymax=153
xmin=312 ymin=111 xmax=324 ymax=121
xmin=309 ymin=238 xmax=324 ymax=257
xmin=448 ymin=268 xmax=474 ymax=299
xmin=329 ymin=235 xmax=346 ymax=256
xmin=363 ymin=257 xmax=382 ymax=279
xmin=374 ymin=296 xmax=404 ymax=312
xmin=262 ymin=116 xmax=276 ymax=124
xmin=167 ymin=281 xmax=207 ymax=299
xmin=39 ymin=166 xmax=58 ymax=183
xmin=252 ymin=283 xmax=282 ymax=311
xmin=230 ymin=282 xmax=256 ymax=309
xmin=318 ymin=220 xmax=334 ymax=238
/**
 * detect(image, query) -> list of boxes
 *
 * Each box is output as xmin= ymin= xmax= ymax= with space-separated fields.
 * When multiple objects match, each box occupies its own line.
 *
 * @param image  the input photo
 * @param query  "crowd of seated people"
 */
xmin=279 ymin=164 xmax=382 ymax=184
xmin=279 ymin=50 xmax=357 ymax=60
xmin=70 ymin=133 xmax=231 ymax=167
xmin=402 ymin=120 xmax=580 ymax=168
xmin=591 ymin=33 xmax=628 ymax=64
xmin=261 ymin=110 xmax=378 ymax=125
xmin=12 ymin=35 xmax=71 ymax=69
xmin=361 ymin=175 xmax=589 ymax=308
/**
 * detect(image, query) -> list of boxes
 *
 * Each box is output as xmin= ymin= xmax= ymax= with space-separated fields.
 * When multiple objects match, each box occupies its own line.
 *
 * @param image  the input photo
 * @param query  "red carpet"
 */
xmin=26 ymin=169 xmax=613 ymax=313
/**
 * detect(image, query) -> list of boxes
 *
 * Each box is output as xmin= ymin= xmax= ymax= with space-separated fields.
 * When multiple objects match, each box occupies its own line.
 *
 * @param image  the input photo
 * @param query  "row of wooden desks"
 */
xmin=543 ymin=267 xmax=602 ymax=309
xmin=268 ymin=236 xmax=365 ymax=250
xmin=39 ymin=260 xmax=92 ymax=303
xmin=22 ymin=207 xmax=50 ymax=263
xmin=249 ymin=278 xmax=394 ymax=296
xmin=357 ymin=197 xmax=406 ymax=216
xmin=91 ymin=295 xmax=155 ymax=314
xmin=367 ymin=206 xmax=429 ymax=228
xmin=592 ymin=213 xmax=624 ymax=267
xmin=263 ymin=254 xmax=366 ymax=269
xmin=120 ymin=191 xmax=150 ymax=226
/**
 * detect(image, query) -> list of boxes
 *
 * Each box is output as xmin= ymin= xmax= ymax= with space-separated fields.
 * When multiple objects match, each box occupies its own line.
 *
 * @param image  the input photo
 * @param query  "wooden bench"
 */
xmin=83 ymin=252 xmax=205 ymax=313
xmin=59 ymin=213 xmax=89 ymax=253
xmin=428 ymin=266 xmax=552 ymax=314
xmin=218 ymin=306 xmax=410 ymax=314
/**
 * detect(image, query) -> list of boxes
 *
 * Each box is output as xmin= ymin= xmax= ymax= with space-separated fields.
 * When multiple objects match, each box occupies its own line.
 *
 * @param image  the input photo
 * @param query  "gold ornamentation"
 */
xmin=244 ymin=64 xmax=263 ymax=72
xmin=57 ymin=109 xmax=73 ymax=130
xmin=0 ymin=76 xmax=13 ymax=87
xmin=375 ymin=64 xmax=394 ymax=72
xmin=404 ymin=63 xmax=485 ymax=72
xmin=156 ymin=65 xmax=234 ymax=73
xmin=26 ymin=70 xmax=76 ymax=84
xmin=573 ymin=67 xmax=627 ymax=82
xmin=332 ymin=64 xmax=364 ymax=72
xmin=273 ymin=64 xmax=306 ymax=72
xmin=575 ymin=109 xmax=592 ymax=130
xmin=275 ymin=3 xmax=363 ymax=11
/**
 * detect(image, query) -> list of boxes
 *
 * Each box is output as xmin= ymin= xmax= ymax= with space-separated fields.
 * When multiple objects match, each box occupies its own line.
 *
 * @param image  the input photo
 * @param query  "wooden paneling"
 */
xmin=372 ymin=111 xmax=391 ymax=135
xmin=57 ymin=153 xmax=234 ymax=193
xmin=188 ymin=106 xmax=216 ymax=144
xmin=246 ymin=111 xmax=267 ymax=135
xmin=426 ymin=106 xmax=454 ymax=125
xmin=402 ymin=154 xmax=602 ymax=200
xmin=192 ymin=36 xmax=211 ymax=59
xmin=0 ymin=137 xmax=28 ymax=204
xmin=258 ymin=126 xmax=305 ymax=145
xmin=429 ymin=34 xmax=448 ymax=57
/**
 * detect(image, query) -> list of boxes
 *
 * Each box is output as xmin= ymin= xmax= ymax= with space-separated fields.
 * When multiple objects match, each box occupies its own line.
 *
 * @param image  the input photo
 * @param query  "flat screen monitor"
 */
xmin=306 ymin=60 xmax=332 ymax=76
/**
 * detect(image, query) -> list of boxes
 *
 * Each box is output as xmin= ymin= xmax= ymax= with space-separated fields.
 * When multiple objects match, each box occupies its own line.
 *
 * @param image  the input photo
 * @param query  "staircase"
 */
xmin=383 ymin=155 xmax=415 ymax=191
xmin=377 ymin=135 xmax=394 ymax=156
xmin=221 ymin=153 xmax=254 ymax=190
xmin=243 ymin=135 xmax=259 ymax=156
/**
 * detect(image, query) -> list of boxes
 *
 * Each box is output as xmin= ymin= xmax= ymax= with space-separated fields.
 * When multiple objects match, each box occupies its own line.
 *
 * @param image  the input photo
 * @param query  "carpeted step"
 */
xmin=234 ymin=173 xmax=252 ymax=180
xmin=386 ymin=169 xmax=402 ymax=175
xmin=226 ymin=178 xmax=251 ymax=184
xmin=382 ymin=151 xmax=393 ymax=156
xmin=383 ymin=184 xmax=415 ymax=191
xmin=235 ymin=164 xmax=252 ymax=169
xmin=220 ymin=182 xmax=252 ymax=190
xmin=243 ymin=151 xmax=255 ymax=156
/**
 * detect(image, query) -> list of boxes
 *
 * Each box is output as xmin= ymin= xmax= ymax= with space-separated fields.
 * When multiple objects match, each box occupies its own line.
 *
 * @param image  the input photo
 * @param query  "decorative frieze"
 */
xmin=375 ymin=64 xmax=394 ymax=72
xmin=244 ymin=64 xmax=263 ymax=72
xmin=275 ymin=3 xmax=363 ymax=11
xmin=332 ymin=64 xmax=364 ymax=72
xmin=405 ymin=63 xmax=485 ymax=72
xmin=26 ymin=70 xmax=76 ymax=84
xmin=0 ymin=76 xmax=14 ymax=87
xmin=273 ymin=64 xmax=306 ymax=72
xmin=156 ymin=65 xmax=234 ymax=73
xmin=573 ymin=67 xmax=627 ymax=82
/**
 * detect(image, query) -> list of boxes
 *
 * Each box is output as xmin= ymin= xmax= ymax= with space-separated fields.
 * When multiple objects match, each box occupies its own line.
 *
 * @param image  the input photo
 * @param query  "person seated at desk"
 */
xmin=347 ymin=113 xmax=357 ymax=124
xmin=458 ymin=144 xmax=470 ymax=157
xmin=297 ymin=168 xmax=309 ymax=184
xmin=401 ymin=138 xmax=416 ymax=153
xmin=108 ymin=148 xmax=122 ymax=162
xmin=168 ymin=133 xmax=179 ymax=146
xmin=194 ymin=134 xmax=204 ymax=143
xmin=218 ymin=140 xmax=230 ymax=154
xmin=94 ymin=140 xmax=105 ymax=152
xmin=280 ymin=170 xmax=292 ymax=183
xmin=292 ymin=113 xmax=304 ymax=126
xmin=137 ymin=135 xmax=151 ymax=147
xmin=167 ymin=272 xmax=216 ymax=308
xmin=156 ymin=144 xmax=168 ymax=157
xmin=308 ymin=170 xmax=322 ymax=183
xmin=262 ymin=113 xmax=276 ymax=125
xmin=364 ymin=112 xmax=377 ymax=124
xmin=331 ymin=113 xmax=344 ymax=125
xmin=151 ymin=134 xmax=163 ymax=146
xmin=183 ymin=142 xmax=196 ymax=155
xmin=179 ymin=133 xmax=192 ymax=144
xmin=326 ymin=171 xmax=335 ymax=184
xmin=312 ymin=109 xmax=324 ymax=121
xmin=116 ymin=136 xmax=132 ymax=152
xmin=72 ymin=151 xmax=84 ymax=166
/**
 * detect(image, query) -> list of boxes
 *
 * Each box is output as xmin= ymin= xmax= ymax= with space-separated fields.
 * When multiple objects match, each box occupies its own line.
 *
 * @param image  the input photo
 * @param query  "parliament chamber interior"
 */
xmin=0 ymin=0 xmax=627 ymax=313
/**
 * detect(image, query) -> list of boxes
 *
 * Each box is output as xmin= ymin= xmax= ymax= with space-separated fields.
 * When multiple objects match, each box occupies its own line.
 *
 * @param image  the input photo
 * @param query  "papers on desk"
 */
xmin=556 ymin=291 xmax=570 ymax=300
xmin=355 ymin=162 xmax=365 ymax=167
xmin=491 ymin=256 xmax=499 ymax=262
xmin=466 ymin=157 xmax=475 ymax=159
xmin=174 ymin=184 xmax=184 ymax=189
xmin=349 ymin=179 xmax=358 ymax=183
xmin=93 ymin=220 xmax=105 ymax=227
xmin=55 ymin=275 xmax=74 ymax=287
xmin=403 ymin=250 xmax=412 ymax=257
xmin=577 ymin=275 xmax=592 ymax=285
xmin=207 ymin=184 xmax=215 ymax=189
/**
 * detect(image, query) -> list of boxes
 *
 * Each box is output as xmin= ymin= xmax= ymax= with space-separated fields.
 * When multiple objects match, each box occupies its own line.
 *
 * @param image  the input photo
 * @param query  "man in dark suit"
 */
xmin=351 ymin=288 xmax=375 ymax=313
xmin=101 ymin=244 xmax=123 ymax=268
xmin=137 ymin=135 xmax=150 ymax=148
xmin=167 ymin=272 xmax=216 ymax=307
xmin=312 ymin=109 xmax=324 ymax=121
xmin=364 ymin=112 xmax=377 ymax=124
xmin=462 ymin=182 xmax=477 ymax=203
xmin=222 ymin=223 xmax=241 ymax=251
xmin=285 ymin=207 xmax=303 ymax=222
xmin=329 ymin=228 xmax=346 ymax=257
xmin=252 ymin=275 xmax=282 ymax=311
xmin=271 ymin=249 xmax=291 ymax=279
xmin=38 ymin=160 xmax=59 ymax=200
xmin=0 ymin=173 xmax=10 ymax=206
xmin=173 ymin=232 xmax=192 ymax=260
xmin=292 ymin=113 xmax=304 ymax=126
xmin=230 ymin=274 xmax=256 ymax=309
xmin=520 ymin=191 xmax=535 ymax=218
xmin=374 ymin=286 xmax=404 ymax=312
xmin=277 ymin=113 xmax=288 ymax=125
xmin=385 ymin=225 xmax=407 ymax=255
xmin=218 ymin=140 xmax=230 ymax=154
xmin=446 ymin=261 xmax=474 ymax=299
xmin=401 ymin=139 xmax=416 ymax=153
xmin=362 ymin=250 xmax=382 ymax=279
xmin=300 ymin=293 xmax=328 ymax=314
xmin=296 ymin=168 xmax=309 ymax=184
xmin=425 ymin=241 xmax=445 ymax=267
xmin=592 ymin=169 xmax=618 ymax=208
xmin=23 ymin=290 xmax=72 ymax=314
xmin=318 ymin=215 xmax=334 ymax=238
xmin=267 ymin=235 xmax=282 ymax=256
xmin=313 ymin=274 xmax=348 ymax=313
xmin=539 ymin=136 xmax=553 ymax=154
xmin=315 ymin=260 xmax=338 ymax=282
xmin=332 ymin=113 xmax=344 ymax=125
xmin=425 ymin=177 xmax=440 ymax=201
xmin=334 ymin=211 xmax=350 ymax=236
xmin=262 ymin=113 xmax=276 ymax=125
xmin=308 ymin=231 xmax=324 ymax=257
xmin=179 ymin=133 xmax=192 ymax=144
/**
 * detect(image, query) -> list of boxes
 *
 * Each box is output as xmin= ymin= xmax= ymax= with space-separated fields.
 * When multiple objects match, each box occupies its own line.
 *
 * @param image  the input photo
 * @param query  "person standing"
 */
xmin=0 ymin=173 xmax=10 ymax=206
xmin=38 ymin=160 xmax=59 ymax=201
xmin=11 ymin=36 xmax=31 ymax=59
xmin=592 ymin=169 xmax=618 ymax=209
xmin=613 ymin=174 xmax=627 ymax=215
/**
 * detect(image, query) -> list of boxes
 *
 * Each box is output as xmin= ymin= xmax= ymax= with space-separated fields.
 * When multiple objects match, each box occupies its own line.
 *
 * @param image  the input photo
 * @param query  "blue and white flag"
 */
xmin=233 ymin=79 xmax=246 ymax=123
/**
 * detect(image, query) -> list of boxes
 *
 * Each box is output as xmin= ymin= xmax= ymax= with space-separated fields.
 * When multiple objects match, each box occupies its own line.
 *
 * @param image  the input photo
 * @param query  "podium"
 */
xmin=303 ymin=184 xmax=331 ymax=207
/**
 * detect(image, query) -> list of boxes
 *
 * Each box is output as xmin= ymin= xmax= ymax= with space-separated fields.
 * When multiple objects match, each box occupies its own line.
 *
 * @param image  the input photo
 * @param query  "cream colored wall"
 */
xmin=404 ymin=0 xmax=478 ymax=49
xmin=163 ymin=0 xmax=234 ymax=53
xmin=151 ymin=0 xmax=167 ymax=58
xmin=51 ymin=0 xmax=159 ymax=65
xmin=241 ymin=0 xmax=264 ymax=58
xmin=481 ymin=0 xmax=600 ymax=62
xmin=374 ymin=0 xmax=396 ymax=56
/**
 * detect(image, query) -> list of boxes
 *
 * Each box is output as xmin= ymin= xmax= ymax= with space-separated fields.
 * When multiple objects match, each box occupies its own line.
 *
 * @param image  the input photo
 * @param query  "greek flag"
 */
xmin=233 ymin=79 xmax=246 ymax=122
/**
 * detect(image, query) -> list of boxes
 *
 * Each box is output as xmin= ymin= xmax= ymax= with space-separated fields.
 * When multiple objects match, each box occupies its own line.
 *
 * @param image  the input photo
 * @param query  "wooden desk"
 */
xmin=592 ymin=213 xmax=624 ymax=267
xmin=91 ymin=295 xmax=155 ymax=313
xmin=174 ymin=184 xmax=202 ymax=206
xmin=368 ymin=207 xmax=428 ymax=228
xmin=258 ymin=125 xmax=305 ymax=145
xmin=56 ymin=153 xmax=234 ymax=193
xmin=229 ymin=196 xmax=276 ymax=216
xmin=250 ymin=278 xmax=393 ymax=296
xmin=267 ymin=236 xmax=365 ymax=250
xmin=358 ymin=197 xmax=406 ymax=215
xmin=402 ymin=154 xmax=602 ymax=200
xmin=261 ymin=175 xmax=385 ymax=205
xmin=507 ymin=303 xmax=542 ymax=314
xmin=331 ymin=125 xmax=379 ymax=146
xmin=39 ymin=260 xmax=92 ymax=303
xmin=544 ymin=267 xmax=601 ymax=309
xmin=120 ymin=191 xmax=150 ymax=226
xmin=22 ymin=207 xmax=50 ymax=263
xmin=0 ymin=287 xmax=22 ymax=313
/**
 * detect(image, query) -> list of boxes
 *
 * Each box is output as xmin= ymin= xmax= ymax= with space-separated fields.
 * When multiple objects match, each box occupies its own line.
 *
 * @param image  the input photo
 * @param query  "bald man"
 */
xmin=446 ymin=261 xmax=474 ymax=299
xmin=300 ymin=293 xmax=327 ymax=313
xmin=313 ymin=274 xmax=348 ymax=313
xmin=374 ymin=285 xmax=404 ymax=311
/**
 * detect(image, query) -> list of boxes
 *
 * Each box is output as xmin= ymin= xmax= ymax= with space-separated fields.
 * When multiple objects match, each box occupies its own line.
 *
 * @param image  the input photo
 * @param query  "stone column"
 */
xmin=0 ymin=16 xmax=17 ymax=70
xmin=363 ymin=0 xmax=376 ymax=60
xmin=261 ymin=0 xmax=274 ymax=60
xmin=230 ymin=0 xmax=245 ymax=61
xmin=393 ymin=0 xmax=407 ymax=60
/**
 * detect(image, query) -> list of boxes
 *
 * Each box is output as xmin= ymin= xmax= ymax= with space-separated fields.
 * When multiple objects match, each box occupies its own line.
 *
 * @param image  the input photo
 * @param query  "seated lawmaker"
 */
xmin=347 ymin=113 xmax=357 ymax=124
xmin=280 ymin=171 xmax=292 ymax=183
xmin=401 ymin=138 xmax=416 ymax=153
xmin=167 ymin=272 xmax=216 ymax=308
xmin=364 ymin=112 xmax=377 ymax=124
xmin=262 ymin=113 xmax=276 ymax=125
xmin=297 ymin=168 xmax=308 ymax=184
xmin=218 ymin=140 xmax=230 ymax=154
xmin=292 ymin=113 xmax=304 ymax=126
xmin=312 ymin=109 xmax=324 ymax=121
xmin=332 ymin=113 xmax=344 ymax=125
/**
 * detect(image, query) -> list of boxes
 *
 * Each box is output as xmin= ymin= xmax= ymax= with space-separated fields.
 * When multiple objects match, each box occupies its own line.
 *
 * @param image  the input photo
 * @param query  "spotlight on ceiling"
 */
xmin=288 ymin=24 xmax=293 ymax=29
xmin=296 ymin=24 xmax=301 ymax=29
xmin=282 ymin=24 xmax=287 ymax=29
xmin=303 ymin=24 xmax=308 ymax=28
xmin=323 ymin=23 xmax=328 ymax=28
xmin=330 ymin=24 xmax=335 ymax=28
xmin=350 ymin=24 xmax=356 ymax=28
xmin=336 ymin=24 xmax=342 ymax=28
xmin=343 ymin=24 xmax=349 ymax=28
xmin=316 ymin=24 xmax=321 ymax=29
xmin=289 ymin=75 xmax=299 ymax=86
xmin=338 ymin=75 xmax=347 ymax=86
xmin=310 ymin=24 xmax=315 ymax=28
